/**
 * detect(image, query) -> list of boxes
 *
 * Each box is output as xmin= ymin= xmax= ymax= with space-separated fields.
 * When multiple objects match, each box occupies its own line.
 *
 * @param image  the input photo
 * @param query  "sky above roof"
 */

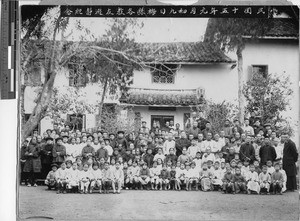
xmin=64 ymin=17 xmax=208 ymax=43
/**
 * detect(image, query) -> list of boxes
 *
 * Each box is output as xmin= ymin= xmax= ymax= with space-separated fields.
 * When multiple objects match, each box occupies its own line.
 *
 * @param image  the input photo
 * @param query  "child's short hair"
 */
xmin=214 ymin=161 xmax=220 ymax=165
xmin=274 ymin=163 xmax=280 ymax=167
xmin=262 ymin=165 xmax=268 ymax=169
xmin=249 ymin=164 xmax=255 ymax=168
xmin=190 ymin=161 xmax=196 ymax=166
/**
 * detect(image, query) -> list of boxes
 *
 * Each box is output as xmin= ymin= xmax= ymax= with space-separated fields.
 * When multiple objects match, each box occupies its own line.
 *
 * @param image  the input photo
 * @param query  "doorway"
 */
xmin=151 ymin=115 xmax=174 ymax=131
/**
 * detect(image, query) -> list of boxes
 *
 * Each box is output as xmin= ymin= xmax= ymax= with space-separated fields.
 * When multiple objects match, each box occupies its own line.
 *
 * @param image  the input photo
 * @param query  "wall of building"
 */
xmin=132 ymin=63 xmax=238 ymax=104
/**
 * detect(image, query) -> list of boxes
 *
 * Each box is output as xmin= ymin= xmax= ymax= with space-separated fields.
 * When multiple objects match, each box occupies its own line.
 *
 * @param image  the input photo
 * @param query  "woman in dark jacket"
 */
xmin=282 ymin=134 xmax=298 ymax=191
xmin=23 ymin=136 xmax=42 ymax=187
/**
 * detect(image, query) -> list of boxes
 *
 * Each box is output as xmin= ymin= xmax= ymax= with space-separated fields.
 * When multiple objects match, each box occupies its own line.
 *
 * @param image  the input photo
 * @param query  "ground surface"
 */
xmin=18 ymin=185 xmax=299 ymax=221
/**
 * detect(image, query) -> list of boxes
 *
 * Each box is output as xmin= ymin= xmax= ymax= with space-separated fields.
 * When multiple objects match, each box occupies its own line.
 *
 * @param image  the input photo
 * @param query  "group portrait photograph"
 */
xmin=16 ymin=2 xmax=299 ymax=221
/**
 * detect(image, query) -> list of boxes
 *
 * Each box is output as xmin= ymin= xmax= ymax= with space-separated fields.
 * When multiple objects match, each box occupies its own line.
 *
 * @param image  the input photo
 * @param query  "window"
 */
xmin=252 ymin=65 xmax=268 ymax=78
xmin=151 ymin=64 xmax=178 ymax=84
xmin=151 ymin=115 xmax=174 ymax=129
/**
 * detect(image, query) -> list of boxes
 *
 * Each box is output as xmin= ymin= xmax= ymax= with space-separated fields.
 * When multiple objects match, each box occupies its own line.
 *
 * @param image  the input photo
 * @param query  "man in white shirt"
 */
xmin=242 ymin=118 xmax=254 ymax=136
xmin=163 ymin=132 xmax=176 ymax=155
xmin=203 ymin=133 xmax=217 ymax=154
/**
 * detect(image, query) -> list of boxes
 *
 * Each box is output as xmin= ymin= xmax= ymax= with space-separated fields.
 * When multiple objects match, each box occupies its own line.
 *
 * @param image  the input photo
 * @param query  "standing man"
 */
xmin=242 ymin=118 xmax=255 ymax=136
xmin=186 ymin=121 xmax=201 ymax=139
xmin=40 ymin=137 xmax=54 ymax=179
xmin=259 ymin=139 xmax=277 ymax=166
xmin=52 ymin=137 xmax=66 ymax=167
xmin=175 ymin=131 xmax=190 ymax=157
xmin=282 ymin=133 xmax=298 ymax=191
xmin=115 ymin=131 xmax=128 ymax=150
xmin=239 ymin=136 xmax=255 ymax=164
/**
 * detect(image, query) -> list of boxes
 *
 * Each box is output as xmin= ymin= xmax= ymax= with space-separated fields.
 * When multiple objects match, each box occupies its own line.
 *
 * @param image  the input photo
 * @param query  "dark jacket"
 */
xmin=40 ymin=143 xmax=53 ymax=164
xmin=160 ymin=169 xmax=170 ymax=179
xmin=239 ymin=143 xmax=255 ymax=163
xmin=23 ymin=143 xmax=42 ymax=173
xmin=143 ymin=154 xmax=154 ymax=168
xmin=259 ymin=144 xmax=277 ymax=165
xmin=52 ymin=144 xmax=66 ymax=163
xmin=175 ymin=138 xmax=190 ymax=156
xmin=96 ymin=148 xmax=108 ymax=161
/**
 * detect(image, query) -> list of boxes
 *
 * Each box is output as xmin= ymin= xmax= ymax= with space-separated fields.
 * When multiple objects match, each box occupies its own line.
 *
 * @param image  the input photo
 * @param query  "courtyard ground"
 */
xmin=18 ymin=185 xmax=299 ymax=221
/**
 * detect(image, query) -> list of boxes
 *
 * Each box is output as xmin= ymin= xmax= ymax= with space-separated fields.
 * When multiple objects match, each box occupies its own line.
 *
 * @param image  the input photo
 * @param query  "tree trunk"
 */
xmin=236 ymin=46 xmax=245 ymax=124
xmin=97 ymin=78 xmax=109 ymax=127
xmin=21 ymin=72 xmax=57 ymax=143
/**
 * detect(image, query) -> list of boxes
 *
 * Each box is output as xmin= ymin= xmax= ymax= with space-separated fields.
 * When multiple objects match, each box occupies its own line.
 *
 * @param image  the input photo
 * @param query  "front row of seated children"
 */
xmin=45 ymin=158 xmax=286 ymax=195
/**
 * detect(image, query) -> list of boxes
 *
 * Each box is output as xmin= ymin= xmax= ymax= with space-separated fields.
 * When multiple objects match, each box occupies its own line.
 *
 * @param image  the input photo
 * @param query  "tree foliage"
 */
xmin=243 ymin=72 xmax=293 ymax=125
xmin=101 ymin=105 xmax=141 ymax=134
xmin=203 ymin=100 xmax=239 ymax=134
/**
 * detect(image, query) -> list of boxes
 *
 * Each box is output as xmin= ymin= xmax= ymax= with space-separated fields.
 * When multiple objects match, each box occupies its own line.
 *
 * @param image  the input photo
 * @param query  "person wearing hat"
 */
xmin=23 ymin=136 xmax=42 ymax=187
xmin=115 ymin=131 xmax=128 ymax=150
xmin=44 ymin=163 xmax=58 ymax=190
xmin=40 ymin=137 xmax=54 ymax=179
xmin=52 ymin=137 xmax=66 ymax=167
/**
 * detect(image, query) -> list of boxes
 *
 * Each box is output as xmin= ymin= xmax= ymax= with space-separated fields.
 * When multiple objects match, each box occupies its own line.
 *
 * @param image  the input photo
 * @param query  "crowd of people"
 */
xmin=20 ymin=111 xmax=298 ymax=195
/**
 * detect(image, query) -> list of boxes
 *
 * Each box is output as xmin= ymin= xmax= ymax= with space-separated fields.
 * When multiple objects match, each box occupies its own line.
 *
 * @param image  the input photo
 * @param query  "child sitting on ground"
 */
xmin=212 ymin=161 xmax=223 ymax=191
xmin=199 ymin=162 xmax=213 ymax=192
xmin=102 ymin=162 xmax=113 ymax=194
xmin=45 ymin=163 xmax=58 ymax=190
xmin=66 ymin=162 xmax=79 ymax=193
xmin=233 ymin=167 xmax=246 ymax=194
xmin=187 ymin=162 xmax=199 ymax=191
xmin=271 ymin=163 xmax=284 ymax=195
xmin=138 ymin=163 xmax=151 ymax=190
xmin=56 ymin=162 xmax=68 ymax=194
xmin=79 ymin=163 xmax=92 ymax=194
xmin=159 ymin=164 xmax=170 ymax=190
xmin=112 ymin=161 xmax=124 ymax=194
xmin=176 ymin=163 xmax=187 ymax=191
xmin=90 ymin=162 xmax=102 ymax=194
xmin=246 ymin=164 xmax=260 ymax=194
xmin=258 ymin=165 xmax=271 ymax=195
xmin=222 ymin=167 xmax=235 ymax=194
xmin=278 ymin=162 xmax=287 ymax=192
xmin=169 ymin=165 xmax=177 ymax=190
xmin=150 ymin=161 xmax=161 ymax=190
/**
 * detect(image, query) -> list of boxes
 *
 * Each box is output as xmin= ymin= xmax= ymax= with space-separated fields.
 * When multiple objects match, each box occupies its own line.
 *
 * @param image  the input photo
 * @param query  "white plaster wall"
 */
xmin=132 ymin=63 xmax=238 ymax=104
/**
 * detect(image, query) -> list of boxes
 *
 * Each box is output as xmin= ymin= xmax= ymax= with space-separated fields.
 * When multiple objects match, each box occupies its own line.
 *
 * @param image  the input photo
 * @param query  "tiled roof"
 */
xmin=264 ymin=18 xmax=298 ymax=37
xmin=134 ymin=42 xmax=235 ymax=63
xmin=120 ymin=88 xmax=205 ymax=106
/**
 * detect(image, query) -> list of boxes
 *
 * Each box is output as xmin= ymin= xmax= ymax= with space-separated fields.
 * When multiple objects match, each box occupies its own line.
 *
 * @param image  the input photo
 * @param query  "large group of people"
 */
xmin=20 ymin=111 xmax=298 ymax=195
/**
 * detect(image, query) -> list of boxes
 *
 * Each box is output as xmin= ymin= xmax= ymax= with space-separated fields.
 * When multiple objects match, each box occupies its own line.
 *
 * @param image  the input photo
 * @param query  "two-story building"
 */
xmin=23 ymin=18 xmax=299 ymax=137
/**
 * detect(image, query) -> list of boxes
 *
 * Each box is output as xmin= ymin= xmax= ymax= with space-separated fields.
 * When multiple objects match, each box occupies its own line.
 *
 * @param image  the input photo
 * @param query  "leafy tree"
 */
xmin=204 ymin=18 xmax=272 ymax=124
xmin=201 ymin=100 xmax=239 ymax=134
xmin=243 ymin=72 xmax=293 ymax=129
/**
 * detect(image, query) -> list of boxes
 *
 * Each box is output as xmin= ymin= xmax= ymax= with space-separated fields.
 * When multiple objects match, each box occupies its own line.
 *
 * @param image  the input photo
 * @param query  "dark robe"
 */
xmin=40 ymin=143 xmax=54 ymax=178
xmin=116 ymin=137 xmax=128 ymax=150
xmin=143 ymin=154 xmax=154 ymax=167
xmin=175 ymin=138 xmax=191 ymax=157
xmin=239 ymin=143 xmax=255 ymax=163
xmin=259 ymin=144 xmax=277 ymax=166
xmin=95 ymin=148 xmax=108 ymax=161
xmin=52 ymin=144 xmax=66 ymax=165
xmin=283 ymin=139 xmax=298 ymax=191
xmin=81 ymin=145 xmax=95 ymax=163
xmin=23 ymin=143 xmax=42 ymax=173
